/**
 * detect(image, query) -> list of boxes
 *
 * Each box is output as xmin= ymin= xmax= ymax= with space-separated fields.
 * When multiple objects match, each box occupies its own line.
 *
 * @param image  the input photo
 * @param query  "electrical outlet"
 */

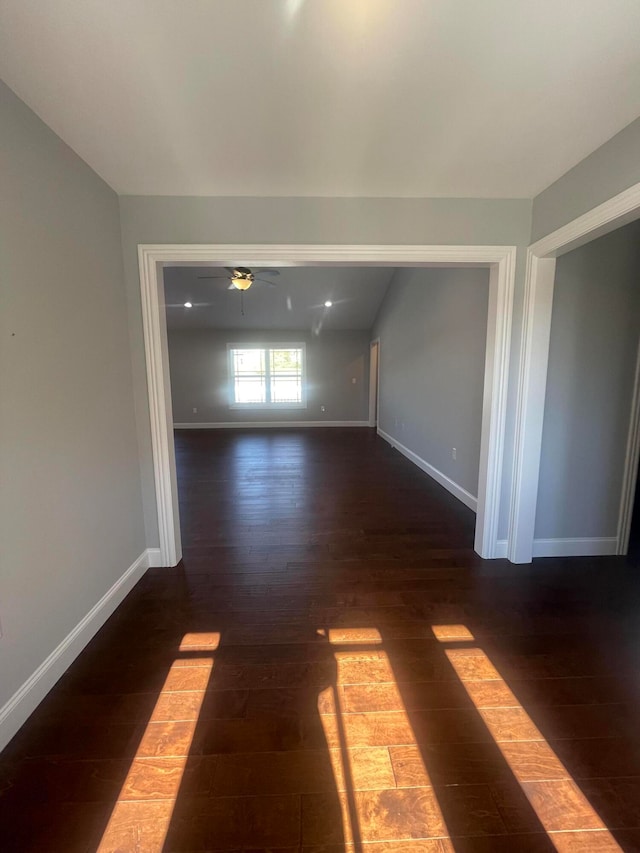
xmin=351 ymin=377 xmax=357 ymax=384
xmin=193 ymin=407 xmax=198 ymax=414
xmin=452 ymin=447 xmax=457 ymax=460
xmin=320 ymin=405 xmax=326 ymax=412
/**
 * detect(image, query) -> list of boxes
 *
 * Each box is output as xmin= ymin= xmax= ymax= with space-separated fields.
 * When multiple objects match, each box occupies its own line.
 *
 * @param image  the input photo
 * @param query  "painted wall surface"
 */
xmin=532 ymin=117 xmax=640 ymax=242
xmin=0 ymin=81 xmax=145 ymax=714
xmin=168 ymin=329 xmax=370 ymax=424
xmin=373 ymin=268 xmax=489 ymax=500
xmin=535 ymin=220 xmax=640 ymax=539
xmin=119 ymin=195 xmax=531 ymax=545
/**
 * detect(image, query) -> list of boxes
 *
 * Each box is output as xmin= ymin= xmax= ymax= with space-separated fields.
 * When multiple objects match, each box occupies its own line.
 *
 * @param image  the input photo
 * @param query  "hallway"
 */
xmin=2 ymin=428 xmax=640 ymax=851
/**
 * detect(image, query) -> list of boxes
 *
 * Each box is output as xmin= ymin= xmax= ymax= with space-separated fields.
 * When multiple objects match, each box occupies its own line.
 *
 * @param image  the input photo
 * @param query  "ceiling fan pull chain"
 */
xmin=241 ymin=290 xmax=245 ymax=316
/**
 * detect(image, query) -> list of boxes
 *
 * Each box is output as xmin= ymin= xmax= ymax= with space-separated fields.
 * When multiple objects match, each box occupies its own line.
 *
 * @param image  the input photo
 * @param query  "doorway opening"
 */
xmin=627 ymin=465 xmax=640 ymax=559
xmin=531 ymin=220 xmax=640 ymax=559
xmin=138 ymin=244 xmax=516 ymax=566
xmin=509 ymin=184 xmax=640 ymax=563
xmin=368 ymin=339 xmax=379 ymax=428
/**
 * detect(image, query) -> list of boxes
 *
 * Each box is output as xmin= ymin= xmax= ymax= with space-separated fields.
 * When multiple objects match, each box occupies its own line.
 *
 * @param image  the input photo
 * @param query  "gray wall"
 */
xmin=0 ymin=82 xmax=145 ymax=715
xmin=535 ymin=220 xmax=640 ymax=539
xmin=168 ymin=329 xmax=370 ymax=424
xmin=373 ymin=268 xmax=489 ymax=499
xmin=119 ymin=195 xmax=532 ymax=545
xmin=532 ymin=117 xmax=640 ymax=242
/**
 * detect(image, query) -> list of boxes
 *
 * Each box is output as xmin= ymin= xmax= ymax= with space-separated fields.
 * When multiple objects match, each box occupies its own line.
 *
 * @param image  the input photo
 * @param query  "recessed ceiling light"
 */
xmin=324 ymin=300 xmax=333 ymax=308
xmin=184 ymin=301 xmax=193 ymax=308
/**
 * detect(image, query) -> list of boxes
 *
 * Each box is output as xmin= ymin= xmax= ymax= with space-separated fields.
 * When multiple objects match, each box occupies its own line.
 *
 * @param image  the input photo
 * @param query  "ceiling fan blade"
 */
xmin=254 ymin=268 xmax=280 ymax=277
xmin=197 ymin=267 xmax=236 ymax=277
xmin=255 ymin=278 xmax=278 ymax=287
xmin=227 ymin=283 xmax=238 ymax=290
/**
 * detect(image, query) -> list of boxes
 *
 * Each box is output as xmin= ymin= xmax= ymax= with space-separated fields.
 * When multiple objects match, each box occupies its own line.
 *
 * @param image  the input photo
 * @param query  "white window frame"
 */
xmin=227 ymin=342 xmax=307 ymax=410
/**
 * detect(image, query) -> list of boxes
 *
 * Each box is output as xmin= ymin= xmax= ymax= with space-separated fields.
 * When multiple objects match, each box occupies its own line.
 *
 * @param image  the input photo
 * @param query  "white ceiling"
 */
xmin=164 ymin=266 xmax=394 ymax=331
xmin=1 ymin=1 xmax=639 ymax=199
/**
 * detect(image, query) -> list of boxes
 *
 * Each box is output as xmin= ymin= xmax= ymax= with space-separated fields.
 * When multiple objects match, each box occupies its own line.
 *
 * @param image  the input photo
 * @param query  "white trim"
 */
xmin=474 ymin=254 xmax=515 ymax=557
xmin=532 ymin=538 xmax=618 ymax=558
xmin=174 ymin=421 xmax=370 ymax=429
xmin=228 ymin=405 xmax=307 ymax=411
xmin=139 ymin=243 xmax=518 ymax=267
xmin=146 ymin=547 xmax=163 ymax=568
xmin=617 ymin=337 xmax=640 ymax=554
xmin=510 ymin=182 xmax=640 ymax=563
xmin=508 ymin=255 xmax=557 ymax=563
xmin=139 ymin=243 xmax=516 ymax=563
xmin=138 ymin=249 xmax=182 ymax=568
xmin=378 ymin=427 xmax=478 ymax=513
xmin=0 ymin=549 xmax=152 ymax=752
xmin=531 ymin=182 xmax=640 ymax=259
xmin=493 ymin=540 xmax=508 ymax=559
xmin=496 ymin=538 xmax=617 ymax=559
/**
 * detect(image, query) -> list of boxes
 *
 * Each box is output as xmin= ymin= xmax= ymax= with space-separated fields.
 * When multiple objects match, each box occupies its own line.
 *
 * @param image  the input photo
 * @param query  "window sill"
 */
xmin=229 ymin=404 xmax=307 ymax=411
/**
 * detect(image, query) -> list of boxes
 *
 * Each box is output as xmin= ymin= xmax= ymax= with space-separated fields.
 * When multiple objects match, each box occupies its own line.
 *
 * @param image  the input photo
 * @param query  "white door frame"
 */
xmin=369 ymin=338 xmax=380 ymax=427
xmin=138 ymin=243 xmax=516 ymax=566
xmin=508 ymin=182 xmax=640 ymax=563
xmin=618 ymin=340 xmax=640 ymax=555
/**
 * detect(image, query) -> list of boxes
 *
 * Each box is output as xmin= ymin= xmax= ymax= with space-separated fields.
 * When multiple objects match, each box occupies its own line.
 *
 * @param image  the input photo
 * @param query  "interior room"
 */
xmin=164 ymin=265 xmax=488 ymax=495
xmin=2 ymin=2 xmax=640 ymax=850
xmin=164 ymin=266 xmax=389 ymax=429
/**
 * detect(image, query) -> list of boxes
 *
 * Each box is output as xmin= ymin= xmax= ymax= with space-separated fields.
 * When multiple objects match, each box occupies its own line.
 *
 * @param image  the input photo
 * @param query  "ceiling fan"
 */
xmin=197 ymin=266 xmax=280 ymax=291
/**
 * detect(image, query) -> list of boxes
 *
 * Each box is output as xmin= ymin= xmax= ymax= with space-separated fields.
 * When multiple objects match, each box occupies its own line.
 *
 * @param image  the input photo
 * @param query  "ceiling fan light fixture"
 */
xmin=229 ymin=267 xmax=255 ymax=290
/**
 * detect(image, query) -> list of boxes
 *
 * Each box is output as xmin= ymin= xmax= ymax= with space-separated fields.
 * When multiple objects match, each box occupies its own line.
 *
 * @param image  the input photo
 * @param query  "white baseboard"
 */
xmin=494 ymin=540 xmax=509 ymax=558
xmin=0 ymin=548 xmax=153 ymax=752
xmin=174 ymin=421 xmax=370 ymax=429
xmin=146 ymin=547 xmax=163 ymax=568
xmin=494 ymin=537 xmax=617 ymax=559
xmin=377 ymin=427 xmax=478 ymax=513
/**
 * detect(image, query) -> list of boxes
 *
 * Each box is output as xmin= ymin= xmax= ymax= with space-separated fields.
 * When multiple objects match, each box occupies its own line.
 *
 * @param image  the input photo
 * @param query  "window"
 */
xmin=228 ymin=344 xmax=306 ymax=409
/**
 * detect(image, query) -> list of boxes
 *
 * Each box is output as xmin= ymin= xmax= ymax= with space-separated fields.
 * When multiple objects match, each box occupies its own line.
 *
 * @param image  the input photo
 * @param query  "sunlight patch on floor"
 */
xmin=318 ymin=627 xmax=449 ymax=845
xmin=179 ymin=631 xmax=221 ymax=651
xmin=436 ymin=625 xmax=623 ymax=852
xmin=96 ymin=652 xmax=214 ymax=853
xmin=324 ymin=627 xmax=384 ymax=644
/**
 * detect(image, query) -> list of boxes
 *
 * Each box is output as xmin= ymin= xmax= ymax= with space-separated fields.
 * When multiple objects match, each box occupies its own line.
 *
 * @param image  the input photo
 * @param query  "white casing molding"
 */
xmin=0 ymin=549 xmax=154 ymax=752
xmin=139 ymin=248 xmax=182 ymax=569
xmin=617 ymin=337 xmax=640 ymax=554
xmin=475 ymin=256 xmax=515 ymax=557
xmin=139 ymin=244 xmax=516 ymax=563
xmin=174 ymin=421 xmax=370 ymax=429
xmin=530 ymin=182 xmax=640 ymax=260
xmin=508 ymin=254 xmax=557 ymax=563
xmin=146 ymin=547 xmax=163 ymax=567
xmin=509 ymin=181 xmax=640 ymax=563
xmin=378 ymin=428 xmax=477 ymax=512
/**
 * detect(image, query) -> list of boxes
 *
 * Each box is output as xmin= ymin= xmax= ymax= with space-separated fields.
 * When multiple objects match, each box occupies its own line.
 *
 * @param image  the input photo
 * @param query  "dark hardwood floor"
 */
xmin=2 ymin=427 xmax=640 ymax=851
